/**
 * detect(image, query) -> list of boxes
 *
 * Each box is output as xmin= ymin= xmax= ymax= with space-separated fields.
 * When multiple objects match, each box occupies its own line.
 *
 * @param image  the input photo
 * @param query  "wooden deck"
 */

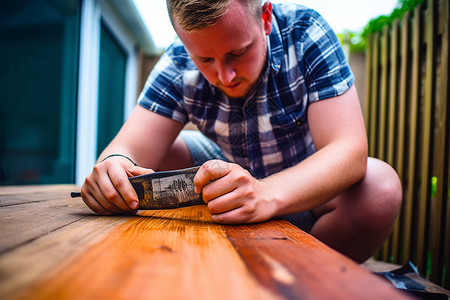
xmin=0 ymin=185 xmax=414 ymax=300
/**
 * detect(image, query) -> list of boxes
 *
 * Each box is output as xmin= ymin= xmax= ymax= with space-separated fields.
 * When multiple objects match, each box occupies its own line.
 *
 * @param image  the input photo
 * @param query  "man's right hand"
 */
xmin=80 ymin=156 xmax=153 ymax=215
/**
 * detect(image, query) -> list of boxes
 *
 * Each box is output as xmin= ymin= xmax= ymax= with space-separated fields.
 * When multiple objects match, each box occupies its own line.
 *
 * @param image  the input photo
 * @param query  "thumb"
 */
xmin=127 ymin=166 xmax=155 ymax=177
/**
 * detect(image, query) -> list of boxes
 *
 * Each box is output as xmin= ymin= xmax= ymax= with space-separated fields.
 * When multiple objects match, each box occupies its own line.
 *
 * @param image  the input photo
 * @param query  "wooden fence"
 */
xmin=365 ymin=0 xmax=449 ymax=288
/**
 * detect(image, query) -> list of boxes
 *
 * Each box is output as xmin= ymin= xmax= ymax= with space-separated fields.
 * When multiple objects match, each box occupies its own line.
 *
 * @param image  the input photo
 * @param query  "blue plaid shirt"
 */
xmin=138 ymin=3 xmax=354 ymax=178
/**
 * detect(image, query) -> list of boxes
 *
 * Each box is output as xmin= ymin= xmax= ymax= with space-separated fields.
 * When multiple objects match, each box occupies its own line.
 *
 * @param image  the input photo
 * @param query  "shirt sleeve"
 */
xmin=300 ymin=10 xmax=354 ymax=102
xmin=137 ymin=46 xmax=189 ymax=124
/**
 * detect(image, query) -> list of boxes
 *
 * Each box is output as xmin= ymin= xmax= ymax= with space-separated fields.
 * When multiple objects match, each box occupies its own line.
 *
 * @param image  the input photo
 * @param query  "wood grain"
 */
xmin=0 ymin=185 xmax=130 ymax=298
xmin=0 ymin=185 xmax=78 ymax=205
xmin=0 ymin=197 xmax=89 ymax=253
xmin=225 ymin=222 xmax=411 ymax=300
xmin=0 ymin=215 xmax=128 ymax=298
xmin=0 ymin=186 xmax=413 ymax=300
xmin=10 ymin=206 xmax=277 ymax=300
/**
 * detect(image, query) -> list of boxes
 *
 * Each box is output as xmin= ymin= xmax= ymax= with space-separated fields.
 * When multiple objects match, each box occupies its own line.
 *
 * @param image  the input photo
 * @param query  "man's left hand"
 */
xmin=194 ymin=160 xmax=275 ymax=224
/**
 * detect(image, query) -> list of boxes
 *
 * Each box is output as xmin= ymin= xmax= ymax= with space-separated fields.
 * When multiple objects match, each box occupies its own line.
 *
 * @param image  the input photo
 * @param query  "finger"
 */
xmin=89 ymin=164 xmax=133 ymax=213
xmin=127 ymin=166 xmax=155 ymax=177
xmin=194 ymin=160 xmax=231 ymax=193
xmin=90 ymin=180 xmax=128 ymax=214
xmin=89 ymin=163 xmax=132 ymax=212
xmin=92 ymin=170 xmax=133 ymax=212
xmin=121 ymin=166 xmax=155 ymax=209
xmin=209 ymin=192 xmax=261 ymax=224
xmin=210 ymin=207 xmax=250 ymax=225
xmin=106 ymin=166 xmax=139 ymax=210
xmin=207 ymin=191 xmax=243 ymax=215
xmin=81 ymin=175 xmax=116 ymax=214
xmin=80 ymin=185 xmax=117 ymax=215
xmin=201 ymin=175 xmax=237 ymax=203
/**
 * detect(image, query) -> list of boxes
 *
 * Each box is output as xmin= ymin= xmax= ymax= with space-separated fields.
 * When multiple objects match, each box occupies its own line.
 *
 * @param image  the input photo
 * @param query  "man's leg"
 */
xmin=311 ymin=158 xmax=403 ymax=263
xmin=158 ymin=130 xmax=227 ymax=171
xmin=158 ymin=134 xmax=194 ymax=171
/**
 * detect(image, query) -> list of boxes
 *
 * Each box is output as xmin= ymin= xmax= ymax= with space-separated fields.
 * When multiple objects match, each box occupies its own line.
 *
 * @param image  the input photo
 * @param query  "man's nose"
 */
xmin=217 ymin=61 xmax=236 ymax=85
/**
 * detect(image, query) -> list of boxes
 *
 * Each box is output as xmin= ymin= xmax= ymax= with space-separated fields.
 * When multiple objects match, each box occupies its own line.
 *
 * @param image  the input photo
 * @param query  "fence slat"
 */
xmin=387 ymin=19 xmax=400 ymax=262
xmin=429 ymin=0 xmax=449 ymax=285
xmin=365 ymin=35 xmax=373 ymax=132
xmin=394 ymin=12 xmax=411 ymax=263
xmin=402 ymin=5 xmax=423 ymax=265
xmin=377 ymin=26 xmax=391 ymax=260
xmin=387 ymin=21 xmax=399 ymax=168
xmin=369 ymin=33 xmax=380 ymax=157
xmin=445 ymin=135 xmax=450 ymax=289
xmin=378 ymin=27 xmax=390 ymax=163
xmin=416 ymin=0 xmax=436 ymax=272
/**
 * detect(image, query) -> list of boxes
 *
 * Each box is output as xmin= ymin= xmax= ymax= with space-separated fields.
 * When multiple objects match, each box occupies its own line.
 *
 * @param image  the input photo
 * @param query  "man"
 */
xmin=81 ymin=0 xmax=402 ymax=263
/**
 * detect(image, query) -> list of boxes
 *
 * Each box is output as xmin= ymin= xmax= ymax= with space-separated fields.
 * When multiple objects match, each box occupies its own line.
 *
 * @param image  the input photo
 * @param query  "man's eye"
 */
xmin=230 ymin=48 xmax=247 ymax=57
xmin=198 ymin=57 xmax=213 ymax=63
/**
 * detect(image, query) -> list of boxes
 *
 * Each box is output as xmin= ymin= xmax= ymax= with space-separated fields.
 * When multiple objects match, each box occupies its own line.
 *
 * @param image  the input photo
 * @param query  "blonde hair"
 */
xmin=167 ymin=0 xmax=262 ymax=32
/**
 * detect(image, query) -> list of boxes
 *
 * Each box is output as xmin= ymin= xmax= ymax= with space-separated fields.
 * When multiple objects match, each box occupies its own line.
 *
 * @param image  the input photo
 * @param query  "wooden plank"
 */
xmin=0 ymin=185 xmax=77 ymax=196
xmin=402 ymin=5 xmax=423 ymax=265
xmin=1 ymin=205 xmax=271 ymax=300
xmin=0 ymin=186 xmax=92 ymax=253
xmin=364 ymin=34 xmax=373 ymax=131
xmin=430 ymin=0 xmax=449 ymax=285
xmin=6 ymin=205 xmax=412 ymax=300
xmin=443 ymin=1 xmax=450 ymax=291
xmin=8 ymin=207 xmax=277 ymax=300
xmin=0 ymin=215 xmax=128 ymax=299
xmin=377 ymin=25 xmax=390 ymax=260
xmin=387 ymin=20 xmax=400 ymax=173
xmin=445 ymin=133 xmax=450 ymax=290
xmin=416 ymin=0 xmax=436 ymax=272
xmin=386 ymin=19 xmax=400 ymax=262
xmin=378 ymin=26 xmax=390 ymax=162
xmin=225 ymin=223 xmax=412 ymax=300
xmin=0 ymin=185 xmax=78 ymax=206
xmin=393 ymin=12 xmax=411 ymax=262
xmin=0 ymin=185 xmax=131 ymax=298
xmin=369 ymin=32 xmax=380 ymax=157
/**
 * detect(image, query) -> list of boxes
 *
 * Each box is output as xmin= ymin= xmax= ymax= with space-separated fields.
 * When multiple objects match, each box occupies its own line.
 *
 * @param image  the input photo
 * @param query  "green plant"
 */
xmin=362 ymin=0 xmax=425 ymax=38
xmin=337 ymin=0 xmax=426 ymax=53
xmin=337 ymin=31 xmax=366 ymax=54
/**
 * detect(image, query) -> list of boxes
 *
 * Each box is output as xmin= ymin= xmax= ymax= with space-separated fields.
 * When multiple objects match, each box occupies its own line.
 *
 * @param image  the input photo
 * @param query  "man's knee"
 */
xmin=309 ymin=158 xmax=403 ymax=262
xmin=358 ymin=158 xmax=403 ymax=231
xmin=368 ymin=158 xmax=402 ymax=208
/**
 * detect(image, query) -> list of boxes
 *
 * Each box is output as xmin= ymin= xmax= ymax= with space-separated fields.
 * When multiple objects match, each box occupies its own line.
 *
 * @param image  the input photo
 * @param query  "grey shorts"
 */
xmin=276 ymin=211 xmax=317 ymax=233
xmin=180 ymin=130 xmax=317 ymax=232
xmin=180 ymin=130 xmax=228 ymax=165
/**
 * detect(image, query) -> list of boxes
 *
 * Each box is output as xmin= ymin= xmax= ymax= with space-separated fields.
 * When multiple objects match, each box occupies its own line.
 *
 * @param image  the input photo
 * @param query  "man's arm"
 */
xmin=264 ymin=84 xmax=367 ymax=216
xmin=194 ymin=85 xmax=368 ymax=224
xmin=81 ymin=105 xmax=185 ymax=215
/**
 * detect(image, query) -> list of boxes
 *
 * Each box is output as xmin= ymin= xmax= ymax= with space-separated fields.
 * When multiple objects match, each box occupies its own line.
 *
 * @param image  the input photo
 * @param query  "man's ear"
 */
xmin=262 ymin=1 xmax=273 ymax=35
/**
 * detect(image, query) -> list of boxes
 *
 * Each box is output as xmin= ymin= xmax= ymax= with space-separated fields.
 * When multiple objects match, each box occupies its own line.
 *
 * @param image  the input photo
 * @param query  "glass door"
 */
xmin=0 ymin=0 xmax=80 ymax=185
xmin=96 ymin=21 xmax=127 ymax=157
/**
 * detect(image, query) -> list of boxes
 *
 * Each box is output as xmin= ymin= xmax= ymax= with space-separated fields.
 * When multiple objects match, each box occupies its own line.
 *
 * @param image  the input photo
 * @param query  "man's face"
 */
xmin=174 ymin=1 xmax=272 ymax=98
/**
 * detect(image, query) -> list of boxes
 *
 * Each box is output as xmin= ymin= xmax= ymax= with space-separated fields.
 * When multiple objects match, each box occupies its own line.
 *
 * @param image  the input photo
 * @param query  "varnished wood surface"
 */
xmin=0 ymin=185 xmax=412 ymax=300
